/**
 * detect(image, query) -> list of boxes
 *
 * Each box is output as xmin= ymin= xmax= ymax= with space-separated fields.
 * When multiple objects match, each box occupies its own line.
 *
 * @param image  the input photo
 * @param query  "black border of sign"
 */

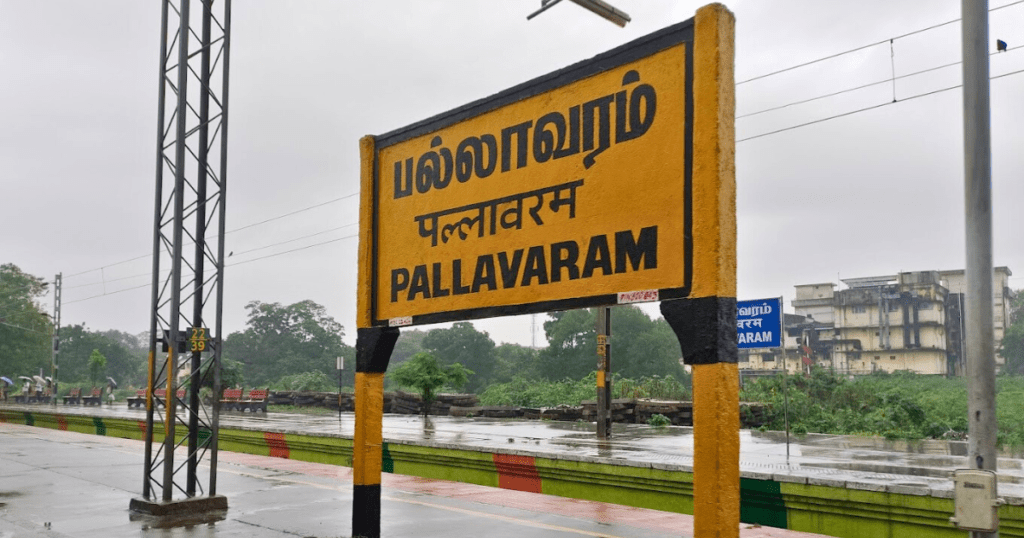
xmin=369 ymin=17 xmax=695 ymax=327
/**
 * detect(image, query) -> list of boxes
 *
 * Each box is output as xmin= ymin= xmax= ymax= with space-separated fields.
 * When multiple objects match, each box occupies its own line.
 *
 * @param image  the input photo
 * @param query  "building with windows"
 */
xmin=739 ymin=267 xmax=1013 ymax=376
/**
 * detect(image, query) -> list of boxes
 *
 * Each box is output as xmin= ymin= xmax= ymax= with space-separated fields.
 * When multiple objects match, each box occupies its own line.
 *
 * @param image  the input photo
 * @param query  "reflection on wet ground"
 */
xmin=7 ymin=402 xmax=1024 ymax=499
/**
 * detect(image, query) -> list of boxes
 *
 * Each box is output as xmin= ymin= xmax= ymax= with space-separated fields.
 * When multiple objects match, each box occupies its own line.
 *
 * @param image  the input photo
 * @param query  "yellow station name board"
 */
xmin=360 ymin=23 xmax=697 ymax=327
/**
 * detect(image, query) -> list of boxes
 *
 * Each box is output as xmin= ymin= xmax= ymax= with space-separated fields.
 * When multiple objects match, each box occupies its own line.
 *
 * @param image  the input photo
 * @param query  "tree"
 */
xmin=491 ymin=343 xmax=540 ymax=385
xmin=421 ymin=322 xmax=495 ymax=393
xmin=0 ymin=264 xmax=52 ymax=378
xmin=88 ymin=349 xmax=107 ymax=386
xmin=222 ymin=300 xmax=353 ymax=387
xmin=391 ymin=329 xmax=428 ymax=365
xmin=539 ymin=306 xmax=684 ymax=382
xmin=389 ymin=352 xmax=471 ymax=415
xmin=56 ymin=324 xmax=146 ymax=387
xmin=539 ymin=308 xmax=598 ymax=381
xmin=1001 ymin=291 xmax=1024 ymax=374
xmin=605 ymin=307 xmax=684 ymax=380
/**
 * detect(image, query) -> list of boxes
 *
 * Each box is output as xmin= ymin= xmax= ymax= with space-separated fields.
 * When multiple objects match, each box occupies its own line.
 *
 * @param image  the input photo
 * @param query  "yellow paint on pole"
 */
xmin=692 ymin=4 xmax=737 ymax=538
xmin=692 ymin=362 xmax=740 ymax=537
xmin=146 ymin=350 xmax=155 ymax=412
xmin=165 ymin=348 xmax=176 ymax=435
xmin=357 ymin=136 xmax=377 ymax=330
xmin=692 ymin=3 xmax=736 ymax=301
xmin=353 ymin=372 xmax=385 ymax=486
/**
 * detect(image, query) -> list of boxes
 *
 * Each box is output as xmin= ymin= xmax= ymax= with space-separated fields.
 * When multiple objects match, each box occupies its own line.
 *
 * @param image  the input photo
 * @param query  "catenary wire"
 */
xmin=63 ymin=234 xmax=359 ymax=305
xmin=738 ymin=44 xmax=1024 ymax=120
xmin=55 ymin=3 xmax=1024 ymax=292
xmin=58 ymin=68 xmax=1024 ymax=302
xmin=737 ymin=0 xmax=1024 ymax=85
xmin=62 ymin=223 xmax=359 ymax=291
xmin=62 ymin=190 xmax=360 ymax=278
xmin=737 ymin=67 xmax=1024 ymax=143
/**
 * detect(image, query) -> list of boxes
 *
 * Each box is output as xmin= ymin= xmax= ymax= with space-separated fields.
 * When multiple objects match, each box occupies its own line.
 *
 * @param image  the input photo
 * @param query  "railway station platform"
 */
xmin=0 ymin=421 xmax=826 ymax=537
xmin=3 ymin=402 xmax=1024 ymax=537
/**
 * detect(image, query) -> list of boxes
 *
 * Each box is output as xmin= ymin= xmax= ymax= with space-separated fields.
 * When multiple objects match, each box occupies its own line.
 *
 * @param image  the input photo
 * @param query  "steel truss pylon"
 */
xmin=140 ymin=0 xmax=231 ymax=507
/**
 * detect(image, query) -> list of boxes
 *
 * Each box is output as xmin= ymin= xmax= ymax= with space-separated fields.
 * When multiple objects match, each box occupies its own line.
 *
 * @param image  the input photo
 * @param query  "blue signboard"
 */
xmin=736 ymin=297 xmax=783 ymax=349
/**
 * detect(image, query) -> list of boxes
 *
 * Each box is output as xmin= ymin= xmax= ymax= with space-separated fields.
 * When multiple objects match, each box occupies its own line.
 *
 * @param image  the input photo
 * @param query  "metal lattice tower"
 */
xmin=141 ymin=0 xmax=231 ymax=505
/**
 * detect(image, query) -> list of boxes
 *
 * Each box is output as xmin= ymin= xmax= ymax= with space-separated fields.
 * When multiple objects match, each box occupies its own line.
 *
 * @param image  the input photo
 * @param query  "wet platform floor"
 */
xmin=0 ymin=422 xmax=827 ymax=537
xmin=8 ymin=402 xmax=1023 ymax=500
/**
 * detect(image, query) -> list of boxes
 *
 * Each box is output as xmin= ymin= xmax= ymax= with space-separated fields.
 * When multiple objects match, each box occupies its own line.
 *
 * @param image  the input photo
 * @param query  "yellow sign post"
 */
xmin=355 ymin=4 xmax=735 ymax=537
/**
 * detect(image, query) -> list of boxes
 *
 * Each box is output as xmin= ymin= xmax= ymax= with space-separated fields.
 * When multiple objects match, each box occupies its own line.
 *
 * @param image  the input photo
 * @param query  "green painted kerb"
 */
xmin=740 ymin=478 xmax=787 ymax=529
xmin=382 ymin=442 xmax=394 ymax=474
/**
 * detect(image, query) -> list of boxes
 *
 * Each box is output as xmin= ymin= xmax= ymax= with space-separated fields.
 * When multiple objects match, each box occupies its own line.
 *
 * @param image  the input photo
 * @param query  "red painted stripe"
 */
xmin=137 ymin=421 xmax=147 ymax=434
xmin=57 ymin=415 xmax=68 ymax=431
xmin=492 ymin=453 xmax=541 ymax=493
xmin=264 ymin=432 xmax=290 ymax=459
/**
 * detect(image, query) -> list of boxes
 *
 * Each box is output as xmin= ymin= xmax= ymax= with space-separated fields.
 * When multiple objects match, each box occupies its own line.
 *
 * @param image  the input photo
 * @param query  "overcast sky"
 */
xmin=2 ymin=1 xmax=1023 ymax=348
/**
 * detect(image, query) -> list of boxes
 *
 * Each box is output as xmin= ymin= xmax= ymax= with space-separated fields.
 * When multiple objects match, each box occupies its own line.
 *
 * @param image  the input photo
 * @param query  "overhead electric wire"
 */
xmin=228 ymin=223 xmax=357 ymax=258
xmin=63 ymin=283 xmax=150 ymax=306
xmin=63 ymin=223 xmax=359 ymax=292
xmin=738 ymin=67 xmax=1024 ymax=143
xmin=737 ymin=0 xmax=1024 ymax=85
xmin=225 ymin=193 xmax=358 ymax=235
xmin=62 ymin=231 xmax=359 ymax=306
xmin=738 ymin=44 xmax=1024 ymax=120
xmin=0 ymin=320 xmax=49 ymax=335
xmin=54 ymin=1 xmax=1024 ymax=302
xmin=226 ymin=233 xmax=357 ymax=267
xmin=64 ymin=190 xmax=360 ymax=278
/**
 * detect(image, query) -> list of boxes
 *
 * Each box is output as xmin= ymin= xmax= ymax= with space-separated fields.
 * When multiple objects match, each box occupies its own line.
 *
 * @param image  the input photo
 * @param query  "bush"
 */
xmin=273 ymin=371 xmax=335 ymax=392
xmin=647 ymin=414 xmax=671 ymax=427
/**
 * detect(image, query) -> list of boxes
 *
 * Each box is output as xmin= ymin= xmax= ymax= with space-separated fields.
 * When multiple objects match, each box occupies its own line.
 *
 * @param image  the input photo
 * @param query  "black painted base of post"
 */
xmin=351 ymin=327 xmax=399 ymax=538
xmin=352 ymin=484 xmax=382 ymax=538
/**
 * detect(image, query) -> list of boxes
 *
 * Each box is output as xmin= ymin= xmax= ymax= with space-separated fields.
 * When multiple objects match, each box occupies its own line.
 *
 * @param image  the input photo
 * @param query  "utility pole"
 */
xmin=50 ymin=273 xmax=61 ymax=406
xmin=596 ymin=307 xmax=612 ymax=439
xmin=960 ymin=1 xmax=998 ymax=536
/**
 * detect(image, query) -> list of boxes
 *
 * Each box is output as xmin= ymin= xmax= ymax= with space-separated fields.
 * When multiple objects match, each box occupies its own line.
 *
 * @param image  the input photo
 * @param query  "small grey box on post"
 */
xmin=951 ymin=469 xmax=999 ymax=532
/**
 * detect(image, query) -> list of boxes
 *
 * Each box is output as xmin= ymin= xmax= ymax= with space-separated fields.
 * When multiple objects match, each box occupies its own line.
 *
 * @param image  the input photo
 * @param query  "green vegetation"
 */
xmin=273 ymin=371 xmax=335 ymax=392
xmin=222 ymin=300 xmax=354 ymax=388
xmin=88 ymin=349 xmax=107 ymax=385
xmin=479 ymin=375 xmax=596 ymax=407
xmin=389 ymin=352 xmax=471 ymax=415
xmin=479 ymin=373 xmax=690 ymax=407
xmin=739 ymin=367 xmax=1024 ymax=448
xmin=0 ymin=264 xmax=53 ymax=377
xmin=268 ymin=404 xmax=336 ymax=416
xmin=1000 ymin=292 xmax=1024 ymax=374
xmin=647 ymin=413 xmax=671 ymax=427
xmin=52 ymin=325 xmax=147 ymax=386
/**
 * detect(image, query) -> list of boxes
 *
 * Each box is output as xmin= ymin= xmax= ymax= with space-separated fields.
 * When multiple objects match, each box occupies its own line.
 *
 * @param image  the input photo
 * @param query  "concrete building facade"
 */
xmin=738 ymin=267 xmax=1013 ymax=377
